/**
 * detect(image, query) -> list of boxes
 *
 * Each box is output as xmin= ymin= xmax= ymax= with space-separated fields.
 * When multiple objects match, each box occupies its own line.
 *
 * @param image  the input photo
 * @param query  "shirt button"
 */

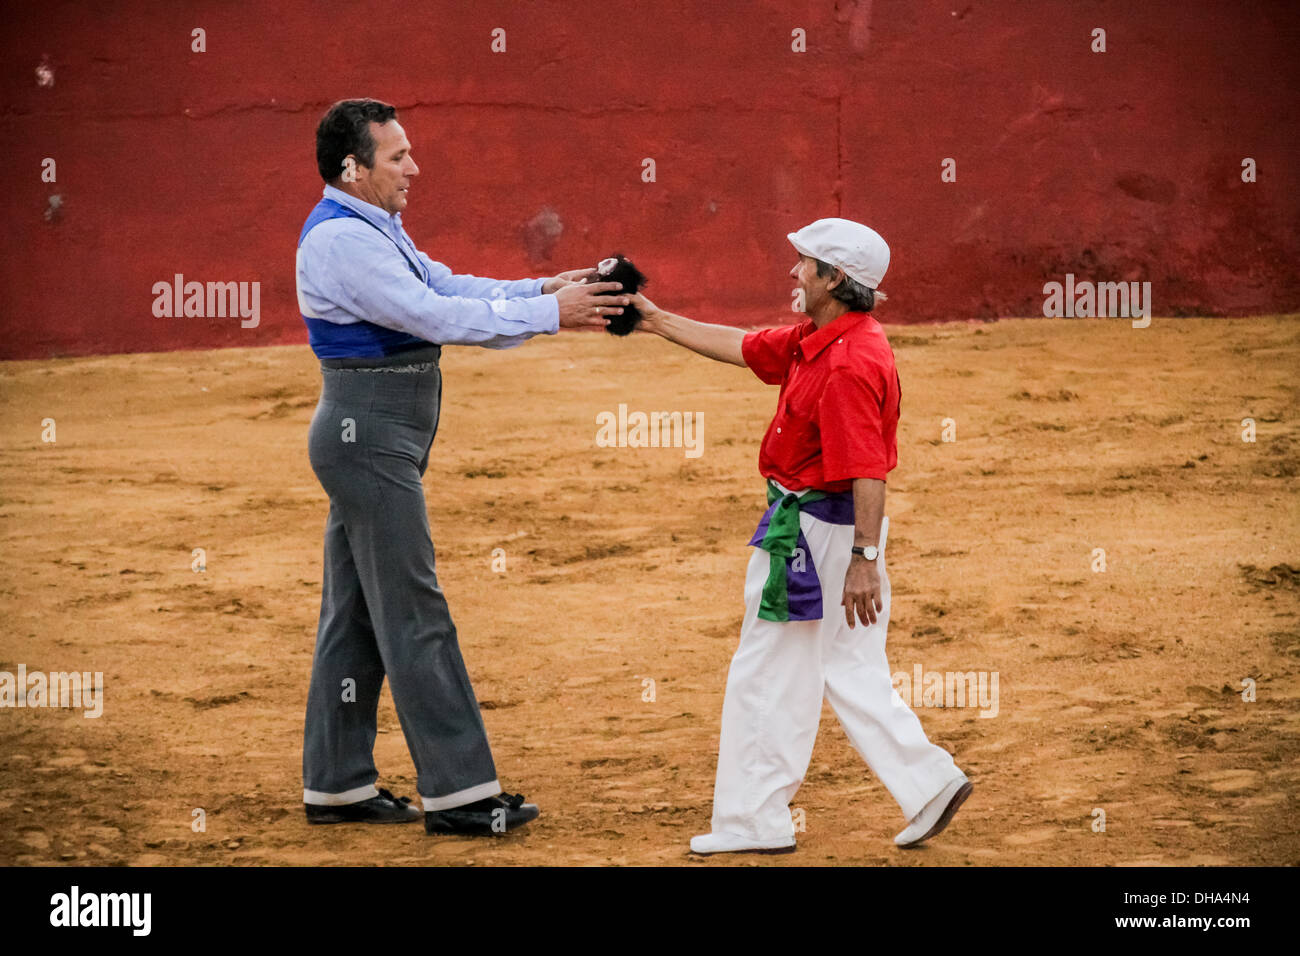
xmin=838 ymin=338 xmax=843 ymax=343
xmin=776 ymin=427 xmax=782 ymax=434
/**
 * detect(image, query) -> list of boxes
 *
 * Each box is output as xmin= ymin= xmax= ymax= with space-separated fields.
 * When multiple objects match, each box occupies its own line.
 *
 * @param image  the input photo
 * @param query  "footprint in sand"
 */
xmin=42 ymin=748 xmax=89 ymax=769
xmin=20 ymin=829 xmax=51 ymax=850
xmin=1194 ymin=769 xmax=1261 ymax=792
xmin=1002 ymin=826 xmax=1061 ymax=845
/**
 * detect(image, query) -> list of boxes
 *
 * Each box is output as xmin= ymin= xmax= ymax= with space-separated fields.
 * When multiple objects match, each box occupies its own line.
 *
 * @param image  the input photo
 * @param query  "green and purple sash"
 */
xmin=748 ymin=480 xmax=855 ymax=622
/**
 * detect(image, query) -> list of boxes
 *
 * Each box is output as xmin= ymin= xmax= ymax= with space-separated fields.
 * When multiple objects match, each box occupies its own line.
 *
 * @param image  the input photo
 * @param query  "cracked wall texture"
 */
xmin=3 ymin=0 xmax=1298 ymax=358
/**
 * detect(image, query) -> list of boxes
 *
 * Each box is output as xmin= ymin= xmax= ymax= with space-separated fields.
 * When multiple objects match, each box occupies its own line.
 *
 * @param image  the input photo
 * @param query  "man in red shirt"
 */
xmin=632 ymin=218 xmax=972 ymax=854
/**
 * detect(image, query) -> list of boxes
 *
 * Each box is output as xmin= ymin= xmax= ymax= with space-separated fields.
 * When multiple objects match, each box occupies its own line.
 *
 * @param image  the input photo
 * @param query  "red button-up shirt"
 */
xmin=741 ymin=310 xmax=901 ymax=493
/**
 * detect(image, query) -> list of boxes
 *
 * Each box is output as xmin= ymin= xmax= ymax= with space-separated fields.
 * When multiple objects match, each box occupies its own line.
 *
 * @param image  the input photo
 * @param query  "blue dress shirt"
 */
xmin=296 ymin=185 xmax=558 ymax=355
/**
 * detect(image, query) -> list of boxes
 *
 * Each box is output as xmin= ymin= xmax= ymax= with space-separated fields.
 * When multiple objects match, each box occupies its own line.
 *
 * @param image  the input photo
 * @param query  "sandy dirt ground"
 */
xmin=1 ymin=315 xmax=1297 ymax=867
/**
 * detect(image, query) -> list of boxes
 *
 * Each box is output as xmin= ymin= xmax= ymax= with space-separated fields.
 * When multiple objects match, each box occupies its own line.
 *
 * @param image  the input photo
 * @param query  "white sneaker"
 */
xmin=894 ymin=774 xmax=973 ymax=848
xmin=689 ymin=832 xmax=796 ymax=855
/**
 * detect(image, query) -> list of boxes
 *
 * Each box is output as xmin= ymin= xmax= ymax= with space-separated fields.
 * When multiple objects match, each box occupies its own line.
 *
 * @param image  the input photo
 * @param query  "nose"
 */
xmin=789 ymin=262 xmax=799 ymax=279
xmin=407 ymin=157 xmax=419 ymax=177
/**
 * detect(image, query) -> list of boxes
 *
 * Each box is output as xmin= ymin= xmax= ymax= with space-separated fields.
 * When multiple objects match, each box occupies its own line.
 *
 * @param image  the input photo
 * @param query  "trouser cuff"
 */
xmin=303 ymin=783 xmax=379 ymax=806
xmin=421 ymin=779 xmax=501 ymax=811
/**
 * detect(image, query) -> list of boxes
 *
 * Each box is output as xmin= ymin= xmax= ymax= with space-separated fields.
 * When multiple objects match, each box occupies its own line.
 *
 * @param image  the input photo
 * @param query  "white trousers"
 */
xmin=709 ymin=510 xmax=962 ymax=842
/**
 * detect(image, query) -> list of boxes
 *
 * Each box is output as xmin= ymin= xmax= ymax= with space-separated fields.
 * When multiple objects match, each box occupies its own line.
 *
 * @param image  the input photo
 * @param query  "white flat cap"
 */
xmin=787 ymin=218 xmax=890 ymax=290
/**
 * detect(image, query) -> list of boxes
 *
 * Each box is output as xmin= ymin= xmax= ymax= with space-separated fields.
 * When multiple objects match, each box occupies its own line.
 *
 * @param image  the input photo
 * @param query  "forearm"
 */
xmin=851 ymin=478 xmax=886 ymax=548
xmin=338 ymin=274 xmax=559 ymax=348
xmin=430 ymin=268 xmax=546 ymax=300
xmin=649 ymin=311 xmax=747 ymax=367
xmin=313 ymin=232 xmax=559 ymax=348
xmin=843 ymin=477 xmax=887 ymax=627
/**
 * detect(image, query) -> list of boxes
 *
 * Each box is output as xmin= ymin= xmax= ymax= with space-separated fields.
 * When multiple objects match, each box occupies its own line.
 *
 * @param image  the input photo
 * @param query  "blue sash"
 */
xmin=297 ymin=198 xmax=431 ymax=359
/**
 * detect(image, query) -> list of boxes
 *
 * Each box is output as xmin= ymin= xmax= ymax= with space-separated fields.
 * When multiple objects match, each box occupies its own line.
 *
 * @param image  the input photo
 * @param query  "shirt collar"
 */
xmin=798 ymin=310 xmax=869 ymax=362
xmin=323 ymin=184 xmax=402 ymax=232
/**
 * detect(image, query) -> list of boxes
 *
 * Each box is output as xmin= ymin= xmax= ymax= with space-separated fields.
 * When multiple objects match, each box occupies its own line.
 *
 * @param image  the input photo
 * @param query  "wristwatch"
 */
xmin=851 ymin=545 xmax=879 ymax=560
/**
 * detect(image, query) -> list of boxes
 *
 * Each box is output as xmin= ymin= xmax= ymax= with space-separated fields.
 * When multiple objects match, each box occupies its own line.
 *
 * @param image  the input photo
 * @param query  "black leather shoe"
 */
xmin=304 ymin=787 xmax=423 ymax=825
xmin=424 ymin=791 xmax=540 ymax=835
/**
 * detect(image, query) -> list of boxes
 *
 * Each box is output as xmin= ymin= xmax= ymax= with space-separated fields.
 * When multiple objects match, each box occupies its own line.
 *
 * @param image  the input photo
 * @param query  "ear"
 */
xmin=339 ymin=154 xmax=364 ymax=185
xmin=826 ymin=268 xmax=846 ymax=291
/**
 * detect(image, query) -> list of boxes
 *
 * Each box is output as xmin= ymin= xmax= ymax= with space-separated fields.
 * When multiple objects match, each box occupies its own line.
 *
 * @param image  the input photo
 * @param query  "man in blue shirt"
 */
xmin=297 ymin=98 xmax=627 ymax=835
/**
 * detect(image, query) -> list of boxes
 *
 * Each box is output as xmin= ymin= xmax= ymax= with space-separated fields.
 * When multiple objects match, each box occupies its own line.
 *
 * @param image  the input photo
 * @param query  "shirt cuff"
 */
xmin=533 ymin=292 xmax=560 ymax=334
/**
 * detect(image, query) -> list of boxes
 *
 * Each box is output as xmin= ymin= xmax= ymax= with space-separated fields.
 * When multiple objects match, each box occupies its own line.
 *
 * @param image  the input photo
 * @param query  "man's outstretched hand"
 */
xmin=542 ymin=268 xmax=598 ymax=294
xmin=623 ymin=292 xmax=746 ymax=366
xmin=553 ymin=281 xmax=629 ymax=330
xmin=628 ymin=293 xmax=665 ymax=335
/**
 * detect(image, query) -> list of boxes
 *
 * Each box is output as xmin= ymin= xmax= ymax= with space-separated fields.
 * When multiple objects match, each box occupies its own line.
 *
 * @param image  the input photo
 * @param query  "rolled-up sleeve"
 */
xmin=818 ymin=368 xmax=893 ymax=482
xmin=315 ymin=227 xmax=558 ymax=349
xmin=741 ymin=323 xmax=804 ymax=385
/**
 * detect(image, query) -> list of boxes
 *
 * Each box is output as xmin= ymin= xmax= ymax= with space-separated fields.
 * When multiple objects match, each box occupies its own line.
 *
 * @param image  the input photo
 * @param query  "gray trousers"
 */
xmin=302 ymin=359 xmax=500 ymax=810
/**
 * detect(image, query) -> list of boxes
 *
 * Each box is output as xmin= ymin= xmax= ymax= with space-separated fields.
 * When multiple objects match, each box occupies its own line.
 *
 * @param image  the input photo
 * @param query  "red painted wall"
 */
xmin=3 ymin=0 xmax=1298 ymax=359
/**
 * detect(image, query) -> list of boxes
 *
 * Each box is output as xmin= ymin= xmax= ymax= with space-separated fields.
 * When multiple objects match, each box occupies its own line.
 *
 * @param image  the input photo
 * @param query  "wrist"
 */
xmin=644 ymin=310 xmax=670 ymax=336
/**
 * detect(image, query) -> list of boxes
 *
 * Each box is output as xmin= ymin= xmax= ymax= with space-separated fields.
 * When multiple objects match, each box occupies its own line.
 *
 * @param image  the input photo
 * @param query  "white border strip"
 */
xmin=303 ymin=783 xmax=379 ymax=806
xmin=422 ymin=779 xmax=501 ymax=812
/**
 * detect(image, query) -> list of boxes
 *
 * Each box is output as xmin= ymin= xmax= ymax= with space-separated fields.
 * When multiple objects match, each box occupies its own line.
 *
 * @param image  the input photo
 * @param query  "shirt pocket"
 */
xmin=769 ymin=393 xmax=821 ymax=468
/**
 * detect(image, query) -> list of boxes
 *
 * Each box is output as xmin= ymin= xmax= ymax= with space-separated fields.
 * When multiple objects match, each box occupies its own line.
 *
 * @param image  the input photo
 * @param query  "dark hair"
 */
xmin=814 ymin=258 xmax=885 ymax=312
xmin=315 ymin=98 xmax=398 ymax=182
